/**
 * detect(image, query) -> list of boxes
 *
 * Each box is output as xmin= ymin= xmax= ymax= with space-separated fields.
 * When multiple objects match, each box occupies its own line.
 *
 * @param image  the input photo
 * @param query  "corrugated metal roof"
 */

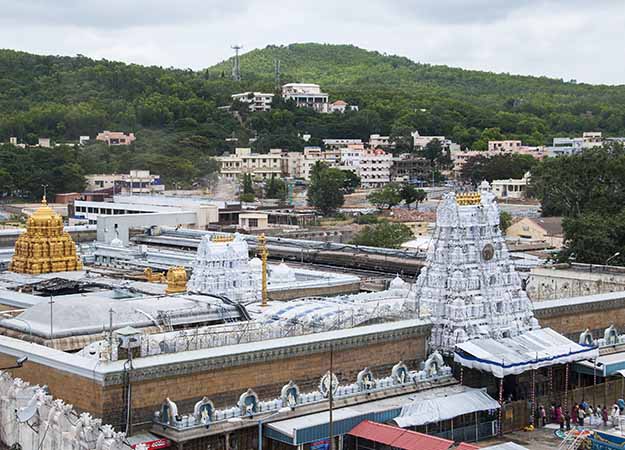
xmin=348 ymin=421 xmax=453 ymax=450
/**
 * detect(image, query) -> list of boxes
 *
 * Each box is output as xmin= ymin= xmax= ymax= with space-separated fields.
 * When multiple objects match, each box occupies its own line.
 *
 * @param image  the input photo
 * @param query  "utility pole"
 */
xmin=232 ymin=45 xmax=243 ymax=81
xmin=258 ymin=234 xmax=269 ymax=307
xmin=329 ymin=344 xmax=335 ymax=450
xmin=49 ymin=296 xmax=54 ymax=347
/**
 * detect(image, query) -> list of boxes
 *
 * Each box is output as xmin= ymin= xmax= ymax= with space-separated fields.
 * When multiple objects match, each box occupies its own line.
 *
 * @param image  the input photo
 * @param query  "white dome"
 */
xmin=271 ymin=262 xmax=295 ymax=283
xmin=389 ymin=276 xmax=406 ymax=290
xmin=249 ymin=257 xmax=262 ymax=269
xmin=110 ymin=237 xmax=124 ymax=248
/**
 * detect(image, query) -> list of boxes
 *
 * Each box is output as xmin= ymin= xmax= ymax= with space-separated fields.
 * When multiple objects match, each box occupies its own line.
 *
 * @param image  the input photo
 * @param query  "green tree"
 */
xmin=461 ymin=154 xmax=536 ymax=185
xmin=499 ymin=211 xmax=512 ymax=232
xmin=350 ymin=221 xmax=414 ymax=249
xmin=558 ymin=210 xmax=625 ymax=265
xmin=307 ymin=162 xmax=345 ymax=215
xmin=341 ymin=170 xmax=361 ymax=194
xmin=399 ymin=184 xmax=426 ymax=208
xmin=265 ymin=175 xmax=286 ymax=200
xmin=242 ymin=173 xmax=254 ymax=195
xmin=368 ymin=183 xmax=402 ymax=209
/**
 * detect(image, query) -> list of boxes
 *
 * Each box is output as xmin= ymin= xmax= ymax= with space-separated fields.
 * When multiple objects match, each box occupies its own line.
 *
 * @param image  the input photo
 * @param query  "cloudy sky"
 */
xmin=1 ymin=0 xmax=623 ymax=84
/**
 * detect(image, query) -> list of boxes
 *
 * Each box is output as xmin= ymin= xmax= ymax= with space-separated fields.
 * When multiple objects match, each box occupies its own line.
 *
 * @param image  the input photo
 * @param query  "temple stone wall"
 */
xmin=0 ymin=323 xmax=429 ymax=431
xmin=534 ymin=292 xmax=625 ymax=339
xmin=528 ymin=265 xmax=625 ymax=301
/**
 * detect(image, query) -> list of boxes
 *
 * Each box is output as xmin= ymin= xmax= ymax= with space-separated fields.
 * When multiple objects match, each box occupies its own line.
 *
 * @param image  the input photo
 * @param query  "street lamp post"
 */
xmin=258 ymin=406 xmax=293 ymax=450
xmin=606 ymin=252 xmax=621 ymax=266
xmin=0 ymin=356 xmax=28 ymax=370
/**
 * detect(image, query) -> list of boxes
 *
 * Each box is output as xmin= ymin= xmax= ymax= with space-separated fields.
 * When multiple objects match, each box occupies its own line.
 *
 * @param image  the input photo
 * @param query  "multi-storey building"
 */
xmin=85 ymin=170 xmax=164 ymax=194
xmin=231 ymin=92 xmax=274 ymax=112
xmin=488 ymin=140 xmax=522 ymax=152
xmin=323 ymin=138 xmax=363 ymax=149
xmin=390 ymin=154 xmax=430 ymax=183
xmin=217 ymin=148 xmax=283 ymax=180
xmin=411 ymin=131 xmax=460 ymax=152
xmin=368 ymin=134 xmax=394 ymax=149
xmin=358 ymin=149 xmax=393 ymax=188
xmin=546 ymin=131 xmax=604 ymax=157
xmin=282 ymin=83 xmax=329 ymax=112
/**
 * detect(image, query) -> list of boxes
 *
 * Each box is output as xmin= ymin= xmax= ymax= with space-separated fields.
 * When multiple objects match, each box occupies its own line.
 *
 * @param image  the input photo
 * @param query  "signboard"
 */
xmin=310 ymin=439 xmax=330 ymax=450
xmin=131 ymin=438 xmax=171 ymax=450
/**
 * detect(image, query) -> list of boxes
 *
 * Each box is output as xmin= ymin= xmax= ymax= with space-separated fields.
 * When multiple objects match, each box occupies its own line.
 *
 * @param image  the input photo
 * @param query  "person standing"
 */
xmin=603 ymin=406 xmax=609 ymax=427
xmin=539 ymin=405 xmax=547 ymax=427
xmin=578 ymin=406 xmax=586 ymax=427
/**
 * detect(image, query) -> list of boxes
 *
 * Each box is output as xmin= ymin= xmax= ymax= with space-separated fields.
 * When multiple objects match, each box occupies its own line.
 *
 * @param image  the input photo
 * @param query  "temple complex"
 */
xmin=9 ymin=196 xmax=82 ymax=274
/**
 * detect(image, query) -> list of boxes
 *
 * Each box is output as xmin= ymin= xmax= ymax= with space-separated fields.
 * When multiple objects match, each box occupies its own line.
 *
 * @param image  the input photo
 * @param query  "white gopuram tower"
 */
xmin=188 ymin=233 xmax=261 ymax=303
xmin=415 ymin=181 xmax=538 ymax=353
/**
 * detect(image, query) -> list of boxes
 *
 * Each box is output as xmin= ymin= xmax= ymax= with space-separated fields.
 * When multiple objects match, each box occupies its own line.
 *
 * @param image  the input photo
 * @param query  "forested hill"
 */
xmin=2 ymin=44 xmax=625 ymax=198
xmin=210 ymin=43 xmax=625 ymax=109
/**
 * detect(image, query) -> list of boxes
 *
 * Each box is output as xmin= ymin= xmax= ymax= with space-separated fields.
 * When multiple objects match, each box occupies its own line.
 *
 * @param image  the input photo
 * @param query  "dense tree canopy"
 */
xmin=350 ymin=221 xmax=414 ymax=249
xmin=530 ymin=143 xmax=625 ymax=264
xmin=307 ymin=162 xmax=345 ymax=215
xmin=461 ymin=154 xmax=537 ymax=185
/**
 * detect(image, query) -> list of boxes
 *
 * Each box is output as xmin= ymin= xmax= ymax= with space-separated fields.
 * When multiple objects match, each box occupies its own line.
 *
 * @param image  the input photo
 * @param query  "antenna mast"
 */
xmin=274 ymin=59 xmax=281 ymax=92
xmin=231 ymin=45 xmax=243 ymax=81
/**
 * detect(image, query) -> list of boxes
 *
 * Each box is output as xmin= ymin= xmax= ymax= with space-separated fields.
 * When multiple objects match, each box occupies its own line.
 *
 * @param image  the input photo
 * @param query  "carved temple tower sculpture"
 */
xmin=9 ymin=196 xmax=83 ymax=274
xmin=414 ymin=181 xmax=538 ymax=353
xmin=187 ymin=233 xmax=261 ymax=303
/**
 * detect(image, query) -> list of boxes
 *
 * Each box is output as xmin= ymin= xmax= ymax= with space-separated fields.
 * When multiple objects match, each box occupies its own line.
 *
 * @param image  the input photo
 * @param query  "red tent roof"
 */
xmin=455 ymin=444 xmax=479 ymax=450
xmin=348 ymin=421 xmax=453 ymax=450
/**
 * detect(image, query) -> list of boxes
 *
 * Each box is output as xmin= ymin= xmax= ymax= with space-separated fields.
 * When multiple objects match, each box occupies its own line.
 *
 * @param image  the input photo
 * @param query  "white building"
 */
xmin=546 ymin=131 xmax=604 ymax=157
xmin=323 ymin=138 xmax=363 ymax=149
xmin=217 ymin=148 xmax=283 ymax=180
xmin=358 ymin=149 xmax=392 ymax=188
xmin=282 ymin=83 xmax=329 ymax=113
xmin=411 ymin=131 xmax=460 ymax=152
xmin=329 ymin=100 xmax=358 ymax=113
xmin=368 ymin=134 xmax=394 ymax=149
xmin=491 ymin=172 xmax=530 ymax=200
xmin=73 ymin=195 xmax=219 ymax=227
xmin=85 ymin=170 xmax=164 ymax=194
xmin=488 ymin=140 xmax=522 ymax=152
xmin=231 ymin=92 xmax=274 ymax=112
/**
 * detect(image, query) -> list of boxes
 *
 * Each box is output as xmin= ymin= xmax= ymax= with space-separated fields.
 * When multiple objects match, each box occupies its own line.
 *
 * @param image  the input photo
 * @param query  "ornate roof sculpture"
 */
xmin=187 ymin=233 xmax=261 ymax=303
xmin=415 ymin=181 xmax=538 ymax=352
xmin=9 ymin=197 xmax=83 ymax=274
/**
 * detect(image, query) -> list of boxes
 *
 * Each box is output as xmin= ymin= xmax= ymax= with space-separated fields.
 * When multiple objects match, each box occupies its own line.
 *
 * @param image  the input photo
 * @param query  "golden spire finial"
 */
xmin=258 ymin=233 xmax=269 ymax=307
xmin=41 ymin=184 xmax=48 ymax=205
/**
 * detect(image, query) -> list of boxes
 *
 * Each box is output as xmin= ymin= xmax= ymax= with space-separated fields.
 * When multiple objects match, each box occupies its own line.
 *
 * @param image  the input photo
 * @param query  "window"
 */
xmin=249 ymin=218 xmax=259 ymax=228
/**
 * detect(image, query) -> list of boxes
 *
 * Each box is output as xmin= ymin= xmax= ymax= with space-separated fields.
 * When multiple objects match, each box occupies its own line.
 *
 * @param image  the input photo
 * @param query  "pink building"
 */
xmin=96 ymin=131 xmax=136 ymax=146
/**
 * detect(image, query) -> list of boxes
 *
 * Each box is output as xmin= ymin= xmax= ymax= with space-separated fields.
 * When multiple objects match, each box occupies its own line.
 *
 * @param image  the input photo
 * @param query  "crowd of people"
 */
xmin=537 ymin=400 xmax=624 ymax=430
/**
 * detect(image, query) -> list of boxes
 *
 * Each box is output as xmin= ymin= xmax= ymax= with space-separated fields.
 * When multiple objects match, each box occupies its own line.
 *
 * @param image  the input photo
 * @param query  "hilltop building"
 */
xmin=95 ymin=130 xmax=136 ymax=146
xmin=282 ymin=83 xmax=329 ymax=112
xmin=231 ymin=92 xmax=274 ymax=112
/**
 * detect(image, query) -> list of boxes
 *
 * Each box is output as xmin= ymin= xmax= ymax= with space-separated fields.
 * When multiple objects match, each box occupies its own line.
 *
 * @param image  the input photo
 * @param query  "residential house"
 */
xmin=506 ymin=217 xmax=564 ymax=248
xmin=491 ymin=172 xmax=530 ymax=200
xmin=96 ymin=131 xmax=136 ymax=146
xmin=231 ymin=92 xmax=274 ymax=112
xmin=282 ymin=83 xmax=329 ymax=113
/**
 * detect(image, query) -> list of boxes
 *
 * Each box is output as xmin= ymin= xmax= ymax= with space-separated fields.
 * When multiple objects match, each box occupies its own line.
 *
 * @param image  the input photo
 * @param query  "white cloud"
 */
xmin=0 ymin=0 xmax=622 ymax=84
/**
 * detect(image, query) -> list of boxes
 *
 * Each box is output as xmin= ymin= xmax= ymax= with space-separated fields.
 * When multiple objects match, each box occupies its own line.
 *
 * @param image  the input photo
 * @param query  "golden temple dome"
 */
xmin=9 ymin=196 xmax=83 ymax=275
